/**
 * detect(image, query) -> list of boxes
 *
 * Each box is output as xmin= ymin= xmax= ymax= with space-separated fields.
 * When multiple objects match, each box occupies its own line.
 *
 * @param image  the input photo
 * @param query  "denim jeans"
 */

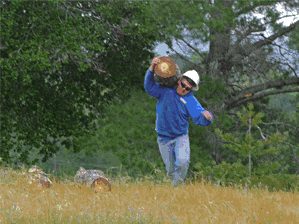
xmin=157 ymin=134 xmax=190 ymax=187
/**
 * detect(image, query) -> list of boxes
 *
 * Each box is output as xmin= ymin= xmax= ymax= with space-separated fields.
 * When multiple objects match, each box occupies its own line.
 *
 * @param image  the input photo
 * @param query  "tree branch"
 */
xmin=232 ymin=76 xmax=299 ymax=100
xmin=261 ymin=122 xmax=299 ymax=130
xmin=253 ymin=19 xmax=299 ymax=46
xmin=227 ymin=86 xmax=299 ymax=110
xmin=261 ymin=14 xmax=299 ymax=27
xmin=283 ymin=141 xmax=299 ymax=149
xmin=176 ymin=37 xmax=206 ymax=60
xmin=233 ymin=26 xmax=267 ymax=48
xmin=176 ymin=38 xmax=190 ymax=56
xmin=276 ymin=61 xmax=298 ymax=78
xmin=235 ymin=2 xmax=266 ymax=17
xmin=255 ymin=125 xmax=267 ymax=140
xmin=229 ymin=20 xmax=299 ymax=64
xmin=227 ymin=81 xmax=244 ymax=90
xmin=163 ymin=41 xmax=205 ymax=74
xmin=269 ymin=42 xmax=299 ymax=78
xmin=247 ymin=62 xmax=270 ymax=82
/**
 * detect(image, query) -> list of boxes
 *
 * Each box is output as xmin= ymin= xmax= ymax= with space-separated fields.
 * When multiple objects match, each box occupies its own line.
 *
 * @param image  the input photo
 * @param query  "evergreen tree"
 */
xmin=215 ymin=103 xmax=288 ymax=179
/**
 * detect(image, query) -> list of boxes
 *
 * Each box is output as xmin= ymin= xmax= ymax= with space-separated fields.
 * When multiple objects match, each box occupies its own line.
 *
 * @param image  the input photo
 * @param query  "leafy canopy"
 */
xmin=0 ymin=0 xmax=168 ymax=167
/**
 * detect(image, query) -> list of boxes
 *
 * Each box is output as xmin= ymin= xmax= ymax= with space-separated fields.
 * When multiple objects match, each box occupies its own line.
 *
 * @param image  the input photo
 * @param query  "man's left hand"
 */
xmin=202 ymin=111 xmax=212 ymax=121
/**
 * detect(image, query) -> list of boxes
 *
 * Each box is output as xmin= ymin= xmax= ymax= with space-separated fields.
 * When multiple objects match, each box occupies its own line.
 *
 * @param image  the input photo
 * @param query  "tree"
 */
xmin=260 ymin=92 xmax=299 ymax=175
xmin=0 ymin=0 xmax=171 ymax=168
xmin=215 ymin=103 xmax=288 ymax=178
xmin=141 ymin=0 xmax=299 ymax=170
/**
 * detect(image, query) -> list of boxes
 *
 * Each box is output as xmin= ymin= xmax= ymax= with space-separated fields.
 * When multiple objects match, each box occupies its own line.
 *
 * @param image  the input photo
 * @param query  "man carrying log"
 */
xmin=144 ymin=56 xmax=213 ymax=187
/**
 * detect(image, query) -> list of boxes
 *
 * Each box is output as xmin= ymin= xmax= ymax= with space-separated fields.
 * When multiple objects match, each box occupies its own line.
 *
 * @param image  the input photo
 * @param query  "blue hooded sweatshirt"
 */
xmin=144 ymin=69 xmax=213 ymax=142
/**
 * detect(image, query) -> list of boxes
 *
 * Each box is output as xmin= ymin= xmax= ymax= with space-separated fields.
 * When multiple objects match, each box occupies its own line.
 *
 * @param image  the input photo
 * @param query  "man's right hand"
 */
xmin=149 ymin=56 xmax=162 ymax=72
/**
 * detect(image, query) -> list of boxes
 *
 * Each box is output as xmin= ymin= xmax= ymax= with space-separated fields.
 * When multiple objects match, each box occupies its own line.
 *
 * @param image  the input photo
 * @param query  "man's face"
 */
xmin=176 ymin=78 xmax=193 ymax=96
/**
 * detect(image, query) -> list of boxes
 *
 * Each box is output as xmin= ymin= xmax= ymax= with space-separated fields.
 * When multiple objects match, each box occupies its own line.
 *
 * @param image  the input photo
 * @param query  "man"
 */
xmin=144 ymin=56 xmax=213 ymax=187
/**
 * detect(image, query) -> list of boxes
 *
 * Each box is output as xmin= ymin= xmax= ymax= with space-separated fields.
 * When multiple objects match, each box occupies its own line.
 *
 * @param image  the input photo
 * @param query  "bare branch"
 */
xmin=163 ymin=41 xmax=205 ymax=74
xmin=176 ymin=38 xmax=190 ymax=56
xmin=247 ymin=101 xmax=285 ymax=118
xmin=253 ymin=102 xmax=272 ymax=109
xmin=268 ymin=42 xmax=299 ymax=78
xmin=234 ymin=26 xmax=267 ymax=48
xmin=227 ymin=81 xmax=244 ymax=90
xmin=232 ymin=76 xmax=299 ymax=100
xmin=261 ymin=122 xmax=299 ymax=130
xmin=227 ymin=86 xmax=299 ymax=110
xmin=229 ymin=20 xmax=299 ymax=64
xmin=176 ymin=37 xmax=206 ymax=60
xmin=253 ymin=19 xmax=299 ymax=46
xmin=276 ymin=61 xmax=298 ymax=78
xmin=262 ymin=14 xmax=299 ymax=27
xmin=247 ymin=62 xmax=270 ymax=82
xmin=255 ymin=125 xmax=267 ymax=140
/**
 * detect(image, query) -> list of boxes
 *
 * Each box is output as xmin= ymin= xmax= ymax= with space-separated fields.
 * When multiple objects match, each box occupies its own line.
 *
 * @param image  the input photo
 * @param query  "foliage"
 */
xmin=1 ymin=0 xmax=169 ymax=167
xmin=51 ymin=87 xmax=165 ymax=181
xmin=283 ymin=93 xmax=299 ymax=174
xmin=146 ymin=0 xmax=299 ymax=110
xmin=216 ymin=103 xmax=288 ymax=176
xmin=2 ymin=80 xmax=297 ymax=191
xmin=160 ymin=0 xmax=299 ymax=175
xmin=196 ymin=102 xmax=294 ymax=190
xmin=1 ymin=0 xmax=298 ymax=192
xmin=286 ymin=22 xmax=299 ymax=52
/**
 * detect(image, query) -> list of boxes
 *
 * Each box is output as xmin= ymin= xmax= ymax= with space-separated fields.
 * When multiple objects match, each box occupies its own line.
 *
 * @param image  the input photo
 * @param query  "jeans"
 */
xmin=157 ymin=134 xmax=190 ymax=187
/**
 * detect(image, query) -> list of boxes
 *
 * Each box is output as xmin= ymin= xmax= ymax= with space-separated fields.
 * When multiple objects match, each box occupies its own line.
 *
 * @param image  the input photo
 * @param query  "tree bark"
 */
xmin=226 ymin=77 xmax=299 ymax=110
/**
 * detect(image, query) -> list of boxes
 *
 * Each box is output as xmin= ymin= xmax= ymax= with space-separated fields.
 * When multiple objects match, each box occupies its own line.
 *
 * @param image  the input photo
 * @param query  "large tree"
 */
xmin=140 ymin=0 xmax=299 ymax=175
xmin=0 ymin=0 xmax=172 ymax=167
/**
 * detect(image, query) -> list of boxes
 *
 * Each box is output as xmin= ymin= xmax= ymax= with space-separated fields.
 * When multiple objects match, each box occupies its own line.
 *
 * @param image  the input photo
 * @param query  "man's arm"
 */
xmin=144 ymin=56 xmax=163 ymax=98
xmin=186 ymin=96 xmax=214 ymax=126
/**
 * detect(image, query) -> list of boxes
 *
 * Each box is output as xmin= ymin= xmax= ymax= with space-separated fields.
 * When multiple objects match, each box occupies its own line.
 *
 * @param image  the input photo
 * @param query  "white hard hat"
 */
xmin=181 ymin=70 xmax=200 ymax=91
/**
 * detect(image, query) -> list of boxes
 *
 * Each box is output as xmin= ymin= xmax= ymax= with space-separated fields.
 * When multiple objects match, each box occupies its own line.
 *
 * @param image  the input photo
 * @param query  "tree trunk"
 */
xmin=207 ymin=0 xmax=233 ymax=80
xmin=248 ymin=114 xmax=251 ymax=178
xmin=54 ymin=153 xmax=59 ymax=173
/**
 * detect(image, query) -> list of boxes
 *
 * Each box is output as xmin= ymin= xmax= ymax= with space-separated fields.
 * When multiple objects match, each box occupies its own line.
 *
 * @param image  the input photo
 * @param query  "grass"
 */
xmin=1 ymin=86 xmax=298 ymax=223
xmin=1 ymin=162 xmax=299 ymax=224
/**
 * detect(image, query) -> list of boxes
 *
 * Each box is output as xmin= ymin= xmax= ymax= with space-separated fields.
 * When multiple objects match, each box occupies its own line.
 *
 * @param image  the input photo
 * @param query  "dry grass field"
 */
xmin=1 ymin=165 xmax=299 ymax=224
